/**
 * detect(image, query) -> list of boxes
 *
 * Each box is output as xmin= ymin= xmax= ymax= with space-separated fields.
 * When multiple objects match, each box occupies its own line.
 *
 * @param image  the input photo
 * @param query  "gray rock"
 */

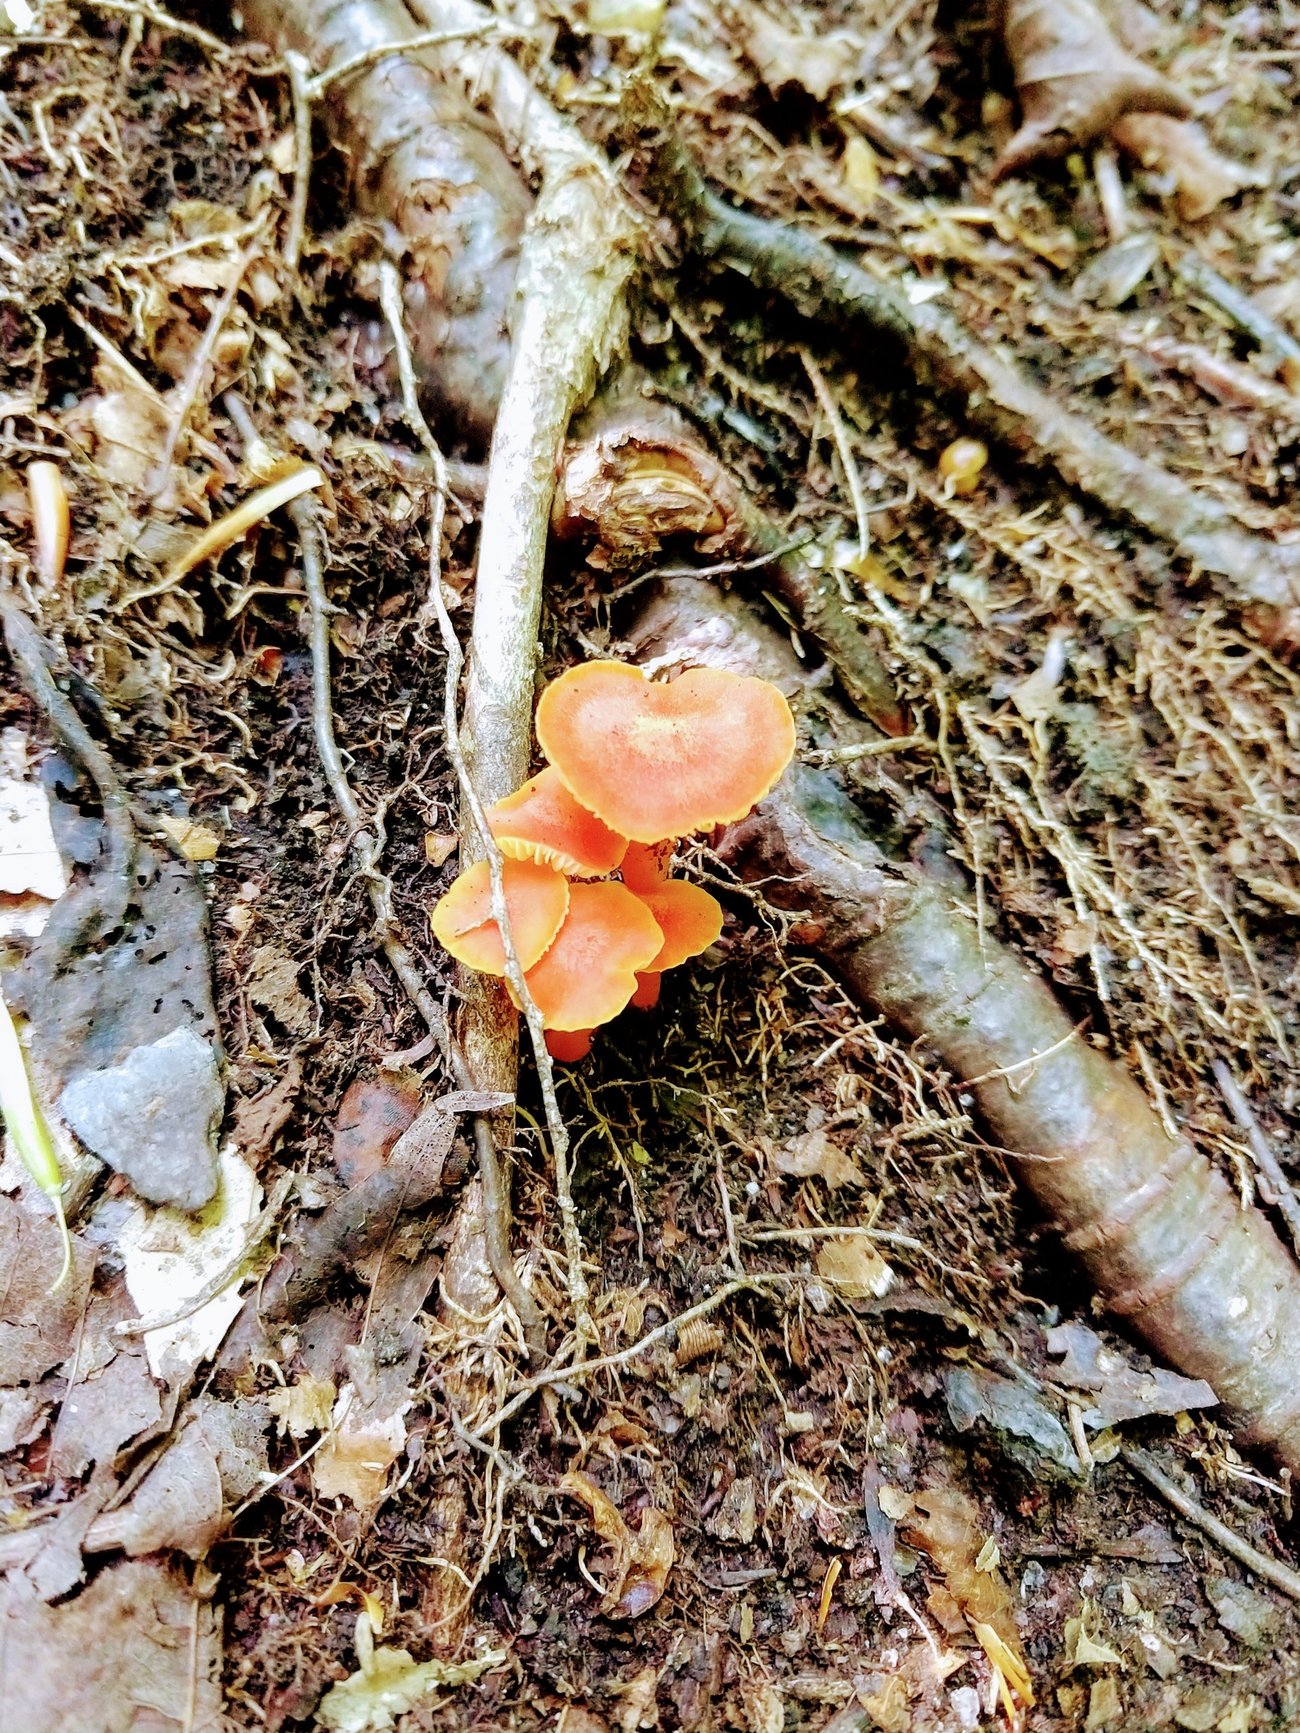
xmin=60 ymin=1026 xmax=222 ymax=1211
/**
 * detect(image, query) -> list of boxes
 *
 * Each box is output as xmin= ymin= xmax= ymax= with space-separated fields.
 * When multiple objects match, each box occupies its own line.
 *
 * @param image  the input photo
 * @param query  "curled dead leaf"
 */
xmin=559 ymin=1470 xmax=675 ymax=1619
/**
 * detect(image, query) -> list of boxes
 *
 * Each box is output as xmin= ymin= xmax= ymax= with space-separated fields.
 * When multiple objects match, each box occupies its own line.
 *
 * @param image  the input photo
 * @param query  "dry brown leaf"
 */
xmin=774 ymin=1127 xmax=865 ymax=1190
xmin=0 ymin=1559 xmax=222 ymax=1730
xmin=267 ymin=1373 xmax=336 ymax=1440
xmin=560 ymin=1471 xmax=675 ymax=1619
xmin=743 ymin=7 xmax=861 ymax=101
xmin=313 ymin=1390 xmax=409 ymax=1507
xmin=157 ymin=814 xmax=221 ymax=862
xmin=88 ymin=387 xmax=171 ymax=491
xmin=1113 ymin=113 xmax=1255 ymax=221
xmin=331 ymin=1073 xmax=422 ymax=1183
xmin=814 ymin=1236 xmax=895 ymax=1298
xmin=84 ymin=1420 xmax=226 ymax=1559
xmin=904 ymin=1485 xmax=1031 ymax=1705
xmin=248 ymin=941 xmax=313 ymax=1034
xmin=996 ymin=0 xmax=1189 ymax=176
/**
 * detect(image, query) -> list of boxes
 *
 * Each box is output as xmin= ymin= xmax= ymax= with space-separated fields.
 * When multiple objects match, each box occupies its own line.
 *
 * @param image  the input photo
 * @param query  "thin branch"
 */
xmin=305 ymin=23 xmax=507 ymax=100
xmin=377 ymin=262 xmax=447 ymax=641
xmin=151 ymin=241 xmax=259 ymax=496
xmin=1122 ymin=1446 xmax=1300 ymax=1604
xmin=79 ymin=0 xmax=232 ymax=56
xmin=802 ymin=347 xmax=871 ymax=564
xmin=282 ymin=49 xmax=312 ymax=277
xmin=1212 ymin=1059 xmax=1300 ymax=1260
xmin=377 ymin=265 xmax=549 ymax=1354
xmin=288 ymin=495 xmax=449 ymax=1055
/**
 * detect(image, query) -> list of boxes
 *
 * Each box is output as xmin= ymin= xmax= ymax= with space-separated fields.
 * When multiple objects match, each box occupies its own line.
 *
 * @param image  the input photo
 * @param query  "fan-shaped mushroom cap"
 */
xmin=620 ymin=839 xmax=675 ymax=892
xmin=639 ymin=881 xmax=724 ymax=970
xmin=430 ymin=857 xmax=568 ymax=975
xmin=486 ymin=766 xmax=628 ymax=878
xmin=536 ymin=661 xmax=796 ymax=843
xmin=513 ymin=881 xmax=662 ymax=1031
xmin=629 ymin=880 xmax=724 ymax=1013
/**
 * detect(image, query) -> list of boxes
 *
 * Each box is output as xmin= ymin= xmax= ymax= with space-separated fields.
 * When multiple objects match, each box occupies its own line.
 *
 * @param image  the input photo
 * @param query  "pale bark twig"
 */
xmin=405 ymin=0 xmax=643 ymax=1347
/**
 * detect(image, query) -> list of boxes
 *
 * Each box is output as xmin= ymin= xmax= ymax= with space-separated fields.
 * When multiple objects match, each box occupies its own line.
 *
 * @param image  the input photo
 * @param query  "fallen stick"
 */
xmin=648 ymin=135 xmax=1300 ymax=635
xmin=626 ymin=576 xmax=1300 ymax=1478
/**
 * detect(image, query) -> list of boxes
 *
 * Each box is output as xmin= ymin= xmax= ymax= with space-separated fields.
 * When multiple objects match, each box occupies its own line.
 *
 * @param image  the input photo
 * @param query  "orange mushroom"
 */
xmin=620 ymin=838 xmax=675 ymax=892
xmin=486 ymin=765 xmax=628 ymax=878
xmin=511 ymin=881 xmax=662 ymax=1033
xmin=630 ymin=880 xmax=724 ymax=1011
xmin=535 ymin=661 xmax=796 ymax=844
xmin=545 ymin=1028 xmax=594 ymax=1063
xmin=430 ymin=857 xmax=568 ymax=975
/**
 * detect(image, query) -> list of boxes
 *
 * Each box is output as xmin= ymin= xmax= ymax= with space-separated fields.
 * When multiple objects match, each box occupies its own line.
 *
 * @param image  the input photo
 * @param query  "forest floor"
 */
xmin=3 ymin=2 xmax=1300 ymax=1730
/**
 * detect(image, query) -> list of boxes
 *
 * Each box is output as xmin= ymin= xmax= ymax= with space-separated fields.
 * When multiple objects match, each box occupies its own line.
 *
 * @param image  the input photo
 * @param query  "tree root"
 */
xmin=626 ymin=576 xmax=1300 ymax=1481
xmin=648 ymin=134 xmax=1300 ymax=639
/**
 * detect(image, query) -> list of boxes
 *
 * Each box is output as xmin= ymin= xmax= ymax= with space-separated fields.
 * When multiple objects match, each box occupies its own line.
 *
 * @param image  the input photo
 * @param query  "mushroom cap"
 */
xmin=536 ymin=660 xmax=796 ymax=843
xmin=430 ymin=857 xmax=569 ymax=975
xmin=630 ymin=972 xmax=661 ymax=1011
xmin=620 ymin=839 xmax=675 ymax=893
xmin=486 ymin=766 xmax=628 ymax=878
xmin=513 ymin=881 xmax=662 ymax=1031
xmin=545 ymin=1027 xmax=594 ymax=1062
xmin=637 ymin=880 xmax=724 ymax=971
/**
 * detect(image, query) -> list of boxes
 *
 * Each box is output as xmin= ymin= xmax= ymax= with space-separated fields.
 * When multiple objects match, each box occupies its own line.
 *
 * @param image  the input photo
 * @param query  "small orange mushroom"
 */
xmin=630 ymin=880 xmax=724 ymax=1011
xmin=620 ymin=838 xmax=675 ymax=892
xmin=536 ymin=661 xmax=796 ymax=844
xmin=545 ymin=1028 xmax=594 ymax=1063
xmin=430 ymin=857 xmax=568 ymax=975
xmin=512 ymin=881 xmax=662 ymax=1032
xmin=486 ymin=765 xmax=628 ymax=878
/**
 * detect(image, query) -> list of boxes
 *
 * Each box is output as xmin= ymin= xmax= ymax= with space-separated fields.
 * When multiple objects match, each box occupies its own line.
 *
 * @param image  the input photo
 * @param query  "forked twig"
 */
xmin=378 ymin=267 xmax=559 ymax=1353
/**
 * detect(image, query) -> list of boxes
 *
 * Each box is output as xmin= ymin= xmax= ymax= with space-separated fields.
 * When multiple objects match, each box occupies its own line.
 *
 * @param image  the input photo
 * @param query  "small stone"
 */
xmin=60 ymin=1026 xmax=222 ymax=1211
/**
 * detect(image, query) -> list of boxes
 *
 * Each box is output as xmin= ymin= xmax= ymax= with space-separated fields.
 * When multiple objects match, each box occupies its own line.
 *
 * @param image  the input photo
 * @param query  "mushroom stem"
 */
xmin=631 ymin=973 xmax=662 ymax=1011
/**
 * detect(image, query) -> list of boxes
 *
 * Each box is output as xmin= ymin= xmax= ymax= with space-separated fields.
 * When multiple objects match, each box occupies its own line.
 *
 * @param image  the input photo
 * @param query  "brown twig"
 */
xmin=288 ymin=494 xmax=449 ymax=1053
xmin=151 ymin=241 xmax=259 ymax=496
xmin=1122 ymin=1446 xmax=1300 ymax=1604
xmin=378 ymin=259 xmax=550 ymax=1355
xmin=404 ymin=0 xmax=642 ymax=1348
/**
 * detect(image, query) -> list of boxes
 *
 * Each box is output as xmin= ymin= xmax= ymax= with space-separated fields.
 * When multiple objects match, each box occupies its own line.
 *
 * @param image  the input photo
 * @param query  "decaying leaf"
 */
xmin=773 ymin=1127 xmax=865 ymax=1190
xmin=742 ymin=7 xmax=862 ymax=101
xmin=815 ymin=1235 xmax=895 ymax=1298
xmin=268 ymin=1373 xmax=337 ymax=1440
xmin=331 ymin=1072 xmax=422 ymax=1183
xmin=156 ymin=813 xmax=221 ymax=862
xmin=316 ymin=1613 xmax=502 ymax=1733
xmin=119 ymin=1144 xmax=263 ymax=1381
xmin=904 ymin=1485 xmax=1033 ymax=1708
xmin=0 ymin=1558 xmax=221 ymax=1730
xmin=560 ymin=1470 xmax=676 ymax=1619
xmin=1046 ymin=1321 xmax=1218 ymax=1429
xmin=996 ymin=0 xmax=1190 ymax=176
xmin=944 ymin=1364 xmax=1080 ymax=1477
xmin=1113 ymin=113 xmax=1256 ymax=221
xmin=313 ymin=1385 xmax=410 ymax=1507
xmin=85 ymin=1418 xmax=226 ymax=1559
xmin=1063 ymin=1599 xmax=1124 ymax=1668
xmin=248 ymin=940 xmax=313 ymax=1035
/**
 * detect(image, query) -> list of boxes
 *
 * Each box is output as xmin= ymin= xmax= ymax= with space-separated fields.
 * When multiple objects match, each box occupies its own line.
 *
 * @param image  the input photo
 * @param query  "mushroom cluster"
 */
xmin=431 ymin=660 xmax=796 ymax=1061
